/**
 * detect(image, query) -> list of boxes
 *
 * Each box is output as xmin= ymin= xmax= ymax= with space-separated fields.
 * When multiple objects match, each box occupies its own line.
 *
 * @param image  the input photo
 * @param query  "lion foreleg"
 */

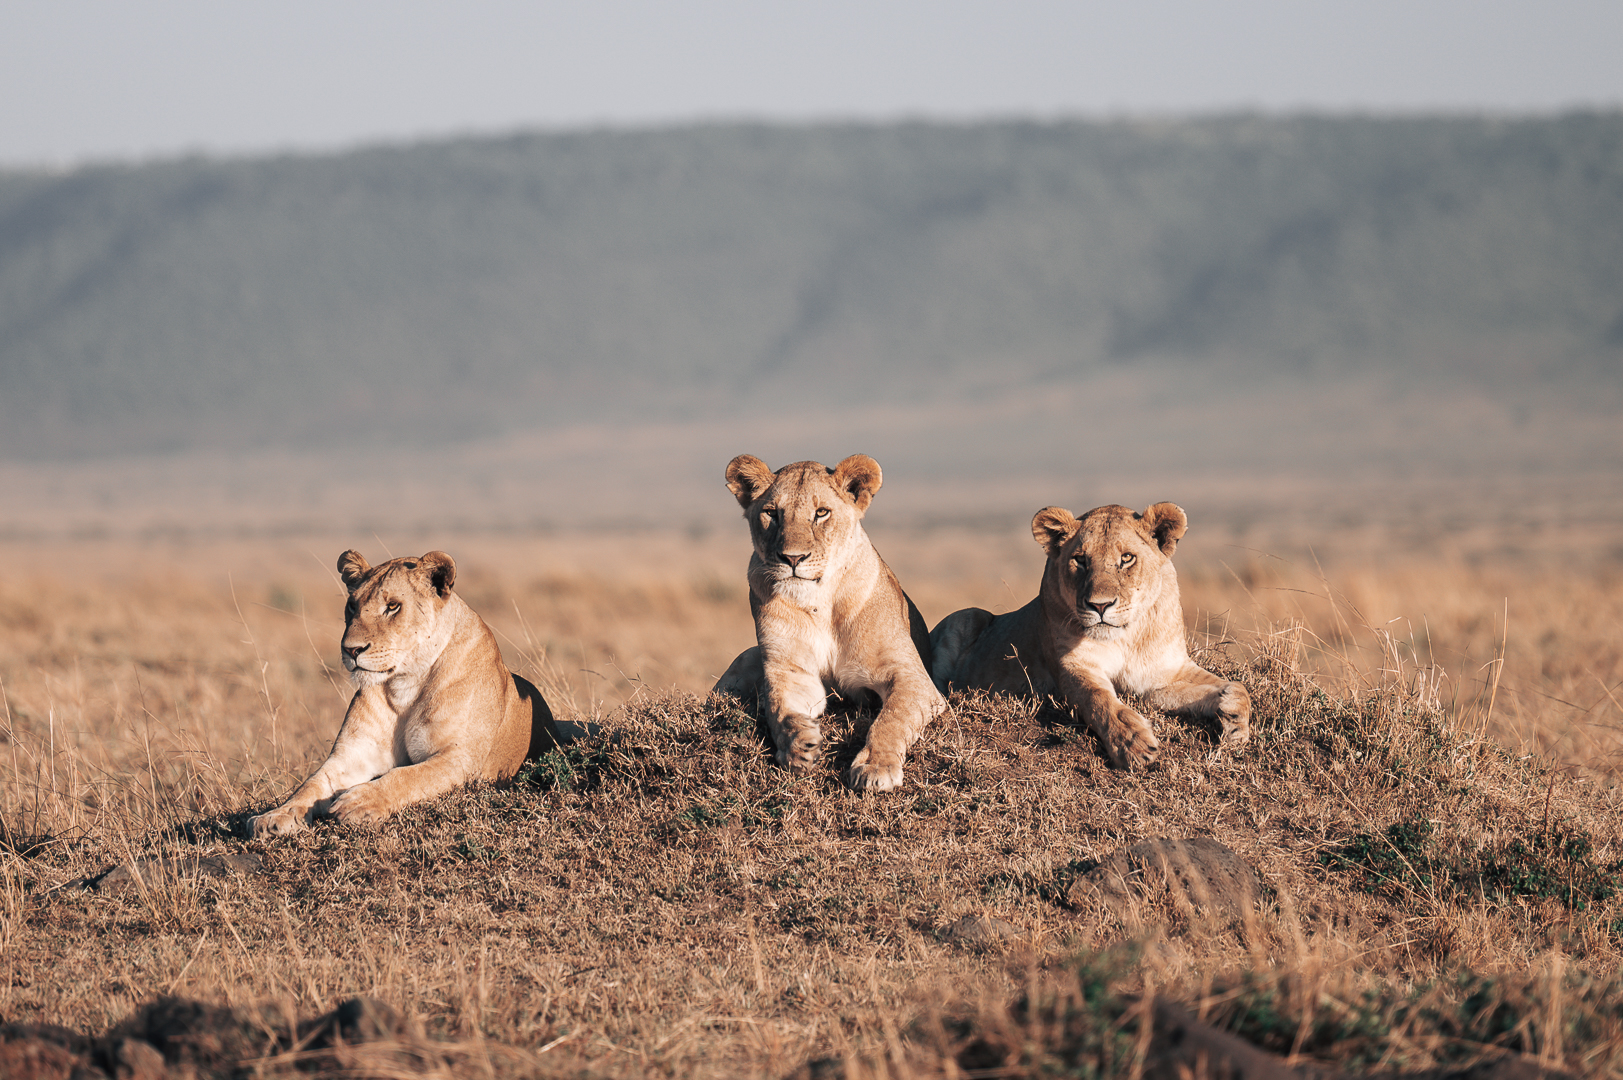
xmin=327 ymin=749 xmax=474 ymax=826
xmin=1141 ymin=662 xmax=1251 ymax=748
xmin=762 ymin=659 xmax=829 ymax=770
xmin=847 ymin=673 xmax=943 ymax=792
xmin=1058 ymin=665 xmax=1159 ymax=769
xmin=249 ymin=686 xmax=398 ymax=837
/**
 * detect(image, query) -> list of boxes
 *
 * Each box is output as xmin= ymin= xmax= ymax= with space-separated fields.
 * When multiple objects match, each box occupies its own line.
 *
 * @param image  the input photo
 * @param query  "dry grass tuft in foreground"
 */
xmin=3 ymin=600 xmax=1622 ymax=1077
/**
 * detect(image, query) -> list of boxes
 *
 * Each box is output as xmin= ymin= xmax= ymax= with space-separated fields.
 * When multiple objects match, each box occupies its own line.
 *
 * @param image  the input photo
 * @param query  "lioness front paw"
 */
xmin=774 ymin=720 xmax=823 ymax=770
xmin=845 ymin=748 xmax=904 ymax=792
xmin=1105 ymin=707 xmax=1160 ymax=770
xmin=1217 ymin=683 xmax=1252 ymax=747
xmin=248 ymin=804 xmax=308 ymax=838
xmin=328 ymin=784 xmax=395 ymax=827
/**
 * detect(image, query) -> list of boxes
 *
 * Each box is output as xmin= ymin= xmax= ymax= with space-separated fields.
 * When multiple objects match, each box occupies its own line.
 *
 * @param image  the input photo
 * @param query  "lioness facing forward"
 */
xmin=250 ymin=550 xmax=560 ymax=836
xmin=712 ymin=454 xmax=945 ymax=791
xmin=930 ymin=504 xmax=1250 ymax=768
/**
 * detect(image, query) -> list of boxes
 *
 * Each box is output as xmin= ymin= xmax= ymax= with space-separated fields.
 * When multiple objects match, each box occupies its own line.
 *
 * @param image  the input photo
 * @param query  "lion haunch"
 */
xmin=930 ymin=503 xmax=1251 ymax=768
xmin=248 ymin=550 xmax=561 ymax=836
xmin=712 ymin=454 xmax=945 ymax=792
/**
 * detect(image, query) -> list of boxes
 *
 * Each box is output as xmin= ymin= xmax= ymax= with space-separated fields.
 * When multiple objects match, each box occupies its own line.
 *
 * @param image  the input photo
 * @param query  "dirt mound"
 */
xmin=1068 ymin=836 xmax=1263 ymax=922
xmin=0 ymin=996 xmax=455 ymax=1079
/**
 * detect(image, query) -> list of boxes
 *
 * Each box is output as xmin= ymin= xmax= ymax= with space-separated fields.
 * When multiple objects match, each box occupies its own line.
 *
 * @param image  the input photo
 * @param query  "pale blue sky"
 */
xmin=3 ymin=0 xmax=1621 ymax=166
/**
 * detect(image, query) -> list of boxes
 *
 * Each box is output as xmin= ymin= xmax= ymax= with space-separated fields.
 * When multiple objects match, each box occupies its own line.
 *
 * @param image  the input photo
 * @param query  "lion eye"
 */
xmin=814 ymin=507 xmax=831 ymax=520
xmin=1119 ymin=553 xmax=1136 ymax=568
xmin=385 ymin=600 xmax=401 ymax=615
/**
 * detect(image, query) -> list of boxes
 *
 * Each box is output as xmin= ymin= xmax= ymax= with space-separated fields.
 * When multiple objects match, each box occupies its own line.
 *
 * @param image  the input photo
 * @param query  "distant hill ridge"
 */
xmin=2 ymin=114 xmax=1620 ymax=458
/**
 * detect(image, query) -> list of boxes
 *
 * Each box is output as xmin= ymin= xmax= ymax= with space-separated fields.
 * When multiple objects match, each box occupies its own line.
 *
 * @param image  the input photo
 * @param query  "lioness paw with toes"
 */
xmin=248 ymin=806 xmax=308 ymax=838
xmin=1217 ymin=683 xmax=1252 ymax=746
xmin=847 ymin=749 xmax=905 ymax=792
xmin=778 ymin=720 xmax=823 ymax=769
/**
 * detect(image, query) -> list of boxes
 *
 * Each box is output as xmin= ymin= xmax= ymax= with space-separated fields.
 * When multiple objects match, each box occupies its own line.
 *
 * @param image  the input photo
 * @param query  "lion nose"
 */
xmin=781 ymin=552 xmax=808 ymax=569
xmin=343 ymin=642 xmax=369 ymax=660
xmin=1086 ymin=598 xmax=1116 ymax=617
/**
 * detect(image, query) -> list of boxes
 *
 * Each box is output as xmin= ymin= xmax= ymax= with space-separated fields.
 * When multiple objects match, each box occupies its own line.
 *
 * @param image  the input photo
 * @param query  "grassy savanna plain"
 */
xmin=2 ymin=489 xmax=1623 ymax=1076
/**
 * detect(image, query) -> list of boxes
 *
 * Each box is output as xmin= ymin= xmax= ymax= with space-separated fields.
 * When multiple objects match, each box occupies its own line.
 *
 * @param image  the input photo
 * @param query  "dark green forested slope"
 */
xmin=1 ymin=115 xmax=1620 ymax=457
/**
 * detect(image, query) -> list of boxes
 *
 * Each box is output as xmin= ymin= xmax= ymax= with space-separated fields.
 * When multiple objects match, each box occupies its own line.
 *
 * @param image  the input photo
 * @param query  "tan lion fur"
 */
xmin=249 ymin=550 xmax=560 ymax=835
xmin=712 ymin=454 xmax=944 ymax=791
xmin=930 ymin=503 xmax=1250 ymax=768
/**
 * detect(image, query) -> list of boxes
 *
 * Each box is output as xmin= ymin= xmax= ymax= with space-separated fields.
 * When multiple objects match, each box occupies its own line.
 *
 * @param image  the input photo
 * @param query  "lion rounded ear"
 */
xmin=337 ymin=550 xmax=371 ymax=590
xmin=1031 ymin=507 xmax=1079 ymax=556
xmin=725 ymin=455 xmax=776 ymax=511
xmin=1141 ymin=502 xmax=1188 ymax=556
xmin=831 ymin=454 xmax=883 ymax=511
xmin=419 ymin=551 xmax=456 ymax=597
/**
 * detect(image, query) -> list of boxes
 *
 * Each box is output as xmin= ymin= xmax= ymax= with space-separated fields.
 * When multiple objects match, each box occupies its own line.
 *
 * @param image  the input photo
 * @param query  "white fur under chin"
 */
xmin=771 ymin=575 xmax=828 ymax=607
xmin=347 ymin=667 xmax=390 ymax=688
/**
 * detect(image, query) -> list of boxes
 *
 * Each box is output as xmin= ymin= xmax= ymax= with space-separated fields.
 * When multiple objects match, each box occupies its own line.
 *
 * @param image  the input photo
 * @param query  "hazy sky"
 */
xmin=3 ymin=0 xmax=1622 ymax=166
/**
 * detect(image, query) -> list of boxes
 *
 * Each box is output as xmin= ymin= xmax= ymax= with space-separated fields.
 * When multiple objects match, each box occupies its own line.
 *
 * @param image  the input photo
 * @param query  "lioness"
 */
xmin=249 ymin=550 xmax=560 ymax=836
xmin=712 ymin=454 xmax=944 ymax=791
xmin=930 ymin=504 xmax=1250 ymax=768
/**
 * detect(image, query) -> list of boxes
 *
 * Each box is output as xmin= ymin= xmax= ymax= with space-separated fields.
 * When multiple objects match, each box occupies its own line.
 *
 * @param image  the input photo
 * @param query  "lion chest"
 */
xmin=1058 ymin=627 xmax=1187 ymax=696
xmin=757 ymin=593 xmax=839 ymax=678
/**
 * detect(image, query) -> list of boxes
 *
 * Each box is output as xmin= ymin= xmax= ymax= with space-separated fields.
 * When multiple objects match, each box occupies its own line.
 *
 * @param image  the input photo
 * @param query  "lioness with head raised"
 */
xmin=712 ymin=454 xmax=944 ymax=791
xmin=930 ymin=503 xmax=1249 ymax=768
xmin=249 ymin=550 xmax=560 ymax=836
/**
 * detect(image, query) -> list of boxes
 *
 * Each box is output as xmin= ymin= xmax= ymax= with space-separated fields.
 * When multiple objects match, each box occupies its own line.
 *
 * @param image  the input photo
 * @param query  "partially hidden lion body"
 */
xmin=930 ymin=503 xmax=1250 ymax=768
xmin=249 ymin=550 xmax=560 ymax=836
xmin=712 ymin=454 xmax=944 ymax=791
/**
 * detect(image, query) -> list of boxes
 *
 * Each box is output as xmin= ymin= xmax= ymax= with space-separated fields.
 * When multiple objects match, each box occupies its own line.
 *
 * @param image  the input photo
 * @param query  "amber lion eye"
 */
xmin=1120 ymin=553 xmax=1136 ymax=568
xmin=814 ymin=507 xmax=830 ymax=520
xmin=385 ymin=601 xmax=401 ymax=615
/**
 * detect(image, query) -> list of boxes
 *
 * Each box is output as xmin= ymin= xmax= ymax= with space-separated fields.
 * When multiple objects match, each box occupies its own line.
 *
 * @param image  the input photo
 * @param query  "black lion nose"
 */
xmin=343 ymin=643 xmax=369 ymax=660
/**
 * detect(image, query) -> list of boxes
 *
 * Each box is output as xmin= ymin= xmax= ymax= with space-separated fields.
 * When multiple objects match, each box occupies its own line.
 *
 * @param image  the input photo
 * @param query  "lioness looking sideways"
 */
xmin=249 ymin=550 xmax=560 ymax=836
xmin=712 ymin=454 xmax=945 ymax=791
xmin=929 ymin=503 xmax=1250 ymax=769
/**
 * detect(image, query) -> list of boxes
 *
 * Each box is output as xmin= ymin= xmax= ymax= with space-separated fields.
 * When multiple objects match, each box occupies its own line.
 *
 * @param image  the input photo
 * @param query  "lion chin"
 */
xmin=346 ymin=667 xmax=390 ymax=688
xmin=930 ymin=502 xmax=1252 ymax=770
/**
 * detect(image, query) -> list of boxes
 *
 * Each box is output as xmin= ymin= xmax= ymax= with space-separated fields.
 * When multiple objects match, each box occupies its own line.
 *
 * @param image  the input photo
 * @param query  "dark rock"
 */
xmin=94 ymin=996 xmax=286 ymax=1077
xmin=297 ymin=996 xmax=410 ymax=1048
xmin=1146 ymin=998 xmax=1312 ymax=1080
xmin=0 ymin=1023 xmax=90 ymax=1056
xmin=0 ymin=1031 xmax=86 ymax=1080
xmin=78 ymin=852 xmax=262 ymax=893
xmin=105 ymin=1038 xmax=165 ymax=1080
xmin=938 ymin=914 xmax=1021 ymax=947
xmin=1069 ymin=837 xmax=1261 ymax=921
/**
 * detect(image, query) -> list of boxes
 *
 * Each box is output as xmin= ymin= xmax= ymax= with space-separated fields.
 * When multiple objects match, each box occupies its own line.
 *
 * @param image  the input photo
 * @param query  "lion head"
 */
xmin=336 ymin=549 xmax=459 ymax=687
xmin=1031 ymin=503 xmax=1188 ymax=640
xmin=724 ymin=454 xmax=884 ymax=588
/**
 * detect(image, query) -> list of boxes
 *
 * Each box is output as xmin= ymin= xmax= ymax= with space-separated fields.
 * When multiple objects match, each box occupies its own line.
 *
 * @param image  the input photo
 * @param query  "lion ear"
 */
xmin=1140 ymin=503 xmax=1188 ymax=556
xmin=1031 ymin=507 xmax=1079 ymax=556
xmin=725 ymin=455 xmax=776 ymax=511
xmin=831 ymin=454 xmax=883 ymax=511
xmin=337 ymin=550 xmax=371 ymax=591
xmin=419 ymin=551 xmax=457 ymax=597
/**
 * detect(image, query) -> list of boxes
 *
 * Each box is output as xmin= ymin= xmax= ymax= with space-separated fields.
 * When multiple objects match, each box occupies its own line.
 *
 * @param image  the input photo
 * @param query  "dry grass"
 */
xmin=2 ymin=530 xmax=1622 ymax=1077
